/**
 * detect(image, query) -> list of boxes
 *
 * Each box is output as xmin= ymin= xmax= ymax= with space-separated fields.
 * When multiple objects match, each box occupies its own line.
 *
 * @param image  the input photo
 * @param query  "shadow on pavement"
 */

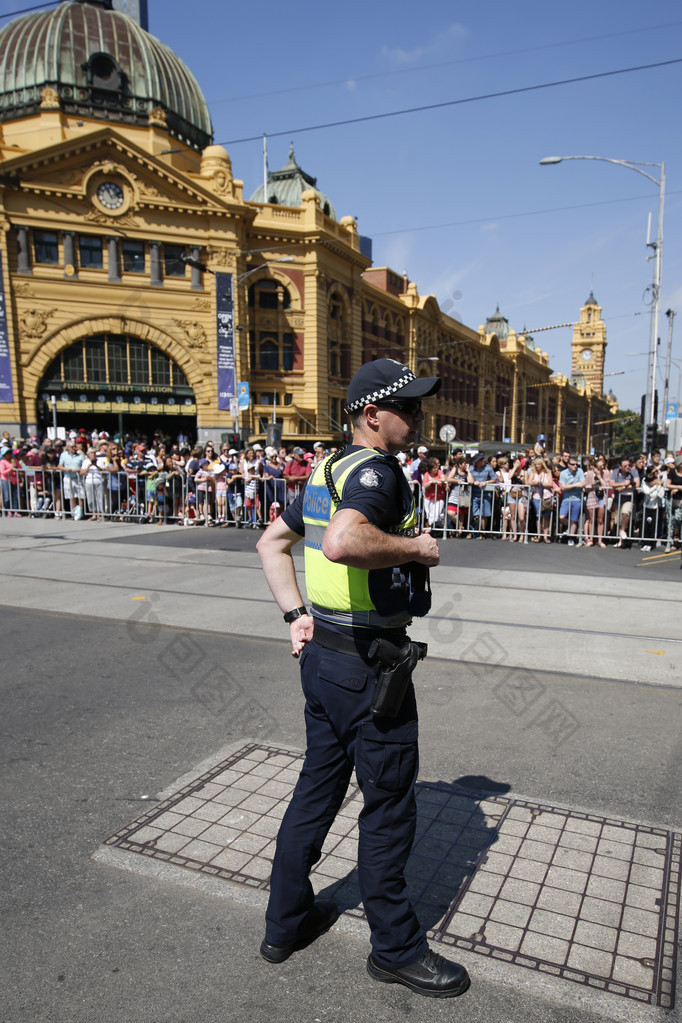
xmin=318 ymin=775 xmax=511 ymax=935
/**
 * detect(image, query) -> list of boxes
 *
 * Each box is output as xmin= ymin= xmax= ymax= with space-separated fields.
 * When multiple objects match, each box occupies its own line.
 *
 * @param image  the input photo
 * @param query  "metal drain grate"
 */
xmin=104 ymin=743 xmax=680 ymax=1009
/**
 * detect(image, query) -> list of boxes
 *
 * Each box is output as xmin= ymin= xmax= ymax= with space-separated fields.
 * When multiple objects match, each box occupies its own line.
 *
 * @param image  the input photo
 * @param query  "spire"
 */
xmin=485 ymin=304 xmax=509 ymax=340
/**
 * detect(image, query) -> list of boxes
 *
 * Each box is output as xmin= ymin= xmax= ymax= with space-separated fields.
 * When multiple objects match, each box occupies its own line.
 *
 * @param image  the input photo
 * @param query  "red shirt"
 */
xmin=423 ymin=470 xmax=446 ymax=502
xmin=284 ymin=458 xmax=311 ymax=492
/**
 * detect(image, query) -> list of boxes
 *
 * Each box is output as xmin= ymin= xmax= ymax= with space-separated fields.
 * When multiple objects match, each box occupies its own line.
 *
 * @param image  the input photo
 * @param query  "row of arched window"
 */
xmin=363 ymin=304 xmax=406 ymax=344
xmin=247 ymin=277 xmax=353 ymax=379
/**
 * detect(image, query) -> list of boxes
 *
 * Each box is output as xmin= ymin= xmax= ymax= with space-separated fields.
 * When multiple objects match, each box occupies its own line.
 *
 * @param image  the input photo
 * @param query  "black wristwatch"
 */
xmin=283 ymin=605 xmax=309 ymax=624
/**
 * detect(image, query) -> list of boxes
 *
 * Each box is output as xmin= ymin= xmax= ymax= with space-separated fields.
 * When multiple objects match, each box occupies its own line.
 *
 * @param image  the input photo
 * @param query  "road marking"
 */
xmin=646 ymin=649 xmax=665 ymax=655
xmin=640 ymin=551 xmax=680 ymax=562
xmin=131 ymin=596 xmax=147 ymax=600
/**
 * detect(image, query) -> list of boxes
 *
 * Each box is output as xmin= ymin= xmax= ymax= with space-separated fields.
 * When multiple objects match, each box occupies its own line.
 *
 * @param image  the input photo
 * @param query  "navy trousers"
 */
xmin=265 ymin=638 xmax=426 ymax=967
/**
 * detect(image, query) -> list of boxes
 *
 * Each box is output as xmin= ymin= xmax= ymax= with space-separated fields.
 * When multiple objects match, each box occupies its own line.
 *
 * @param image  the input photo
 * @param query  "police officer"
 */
xmin=256 ymin=359 xmax=470 ymax=998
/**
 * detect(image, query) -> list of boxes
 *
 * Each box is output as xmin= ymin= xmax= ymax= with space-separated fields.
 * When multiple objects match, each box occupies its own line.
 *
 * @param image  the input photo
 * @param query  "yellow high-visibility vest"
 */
xmin=302 ymin=448 xmax=417 ymax=627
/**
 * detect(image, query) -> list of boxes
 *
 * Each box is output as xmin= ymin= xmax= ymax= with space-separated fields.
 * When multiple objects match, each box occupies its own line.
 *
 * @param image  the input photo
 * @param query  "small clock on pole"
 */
xmin=439 ymin=424 xmax=456 ymax=454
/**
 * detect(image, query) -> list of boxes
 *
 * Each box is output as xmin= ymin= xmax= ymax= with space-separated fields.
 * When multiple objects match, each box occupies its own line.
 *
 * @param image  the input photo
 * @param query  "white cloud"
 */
xmin=380 ymin=23 xmax=468 ymax=65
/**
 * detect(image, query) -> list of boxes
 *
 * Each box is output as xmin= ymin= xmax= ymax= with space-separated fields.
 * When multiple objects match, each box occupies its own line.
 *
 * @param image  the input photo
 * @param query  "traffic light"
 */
xmin=641 ymin=390 xmax=660 ymax=424
xmin=645 ymin=422 xmax=657 ymax=452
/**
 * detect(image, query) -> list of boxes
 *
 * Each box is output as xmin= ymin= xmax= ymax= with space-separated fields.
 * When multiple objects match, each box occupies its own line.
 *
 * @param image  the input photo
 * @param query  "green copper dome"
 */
xmin=0 ymin=0 xmax=212 ymax=150
xmin=485 ymin=304 xmax=510 ymax=340
xmin=250 ymin=143 xmax=337 ymax=220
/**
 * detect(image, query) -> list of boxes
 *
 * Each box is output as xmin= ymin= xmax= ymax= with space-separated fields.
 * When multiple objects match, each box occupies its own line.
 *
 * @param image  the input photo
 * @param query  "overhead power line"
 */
xmin=372 ymin=188 xmax=682 ymax=238
xmin=210 ymin=20 xmax=682 ymax=106
xmin=221 ymin=57 xmax=682 ymax=146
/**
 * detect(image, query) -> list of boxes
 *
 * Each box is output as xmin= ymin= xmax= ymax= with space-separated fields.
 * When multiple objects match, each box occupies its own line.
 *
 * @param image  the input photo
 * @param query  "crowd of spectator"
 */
xmin=1 ymin=426 xmax=681 ymax=549
xmin=415 ymin=439 xmax=682 ymax=550
xmin=0 ymin=427 xmax=334 ymax=529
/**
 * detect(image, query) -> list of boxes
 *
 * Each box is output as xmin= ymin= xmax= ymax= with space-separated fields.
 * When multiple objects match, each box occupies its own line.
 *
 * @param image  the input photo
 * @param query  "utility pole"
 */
xmin=663 ymin=309 xmax=675 ymax=424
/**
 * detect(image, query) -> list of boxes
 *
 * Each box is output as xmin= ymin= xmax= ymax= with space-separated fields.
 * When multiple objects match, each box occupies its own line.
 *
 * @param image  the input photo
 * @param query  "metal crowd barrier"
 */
xmin=2 ymin=465 xmax=680 ymax=551
xmin=412 ymin=478 xmax=680 ymax=549
xmin=184 ymin=473 xmax=300 ymax=528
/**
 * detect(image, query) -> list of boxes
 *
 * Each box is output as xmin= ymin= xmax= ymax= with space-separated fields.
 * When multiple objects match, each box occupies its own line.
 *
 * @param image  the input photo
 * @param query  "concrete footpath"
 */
xmin=0 ymin=518 xmax=680 ymax=1023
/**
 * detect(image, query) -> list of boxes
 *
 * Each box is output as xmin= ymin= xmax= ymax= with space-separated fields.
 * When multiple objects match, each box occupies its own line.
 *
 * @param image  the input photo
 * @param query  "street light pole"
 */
xmin=502 ymin=400 xmax=536 ymax=445
xmin=540 ymin=155 xmax=665 ymax=450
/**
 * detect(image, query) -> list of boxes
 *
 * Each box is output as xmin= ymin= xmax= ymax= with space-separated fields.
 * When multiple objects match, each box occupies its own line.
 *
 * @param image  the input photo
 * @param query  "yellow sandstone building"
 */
xmin=0 ymin=0 xmax=616 ymax=452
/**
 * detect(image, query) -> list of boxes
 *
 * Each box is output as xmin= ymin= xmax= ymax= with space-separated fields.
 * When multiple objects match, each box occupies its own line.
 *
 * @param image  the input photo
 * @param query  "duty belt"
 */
xmin=311 ymin=603 xmax=413 ymax=629
xmin=312 ymin=622 xmax=406 ymax=659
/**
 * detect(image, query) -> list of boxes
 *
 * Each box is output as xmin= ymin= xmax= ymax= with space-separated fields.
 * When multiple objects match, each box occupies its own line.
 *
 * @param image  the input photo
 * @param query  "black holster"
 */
xmin=368 ymin=637 xmax=428 ymax=717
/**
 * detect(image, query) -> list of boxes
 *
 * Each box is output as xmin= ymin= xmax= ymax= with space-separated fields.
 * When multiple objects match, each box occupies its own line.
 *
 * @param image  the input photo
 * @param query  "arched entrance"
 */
xmin=37 ymin=334 xmax=197 ymax=444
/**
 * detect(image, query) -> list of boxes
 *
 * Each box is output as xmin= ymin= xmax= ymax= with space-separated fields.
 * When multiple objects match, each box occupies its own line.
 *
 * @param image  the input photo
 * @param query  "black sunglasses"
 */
xmin=374 ymin=398 xmax=422 ymax=416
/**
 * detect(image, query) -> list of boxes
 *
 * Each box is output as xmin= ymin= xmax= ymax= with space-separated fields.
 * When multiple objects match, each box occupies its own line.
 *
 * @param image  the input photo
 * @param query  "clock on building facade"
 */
xmin=571 ymin=292 xmax=607 ymax=392
xmin=96 ymin=181 xmax=125 ymax=210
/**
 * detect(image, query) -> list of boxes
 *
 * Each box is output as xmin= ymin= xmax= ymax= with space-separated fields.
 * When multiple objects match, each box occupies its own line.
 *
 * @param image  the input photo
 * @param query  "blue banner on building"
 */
xmin=0 ymin=258 xmax=13 ymax=404
xmin=216 ymin=272 xmax=235 ymax=410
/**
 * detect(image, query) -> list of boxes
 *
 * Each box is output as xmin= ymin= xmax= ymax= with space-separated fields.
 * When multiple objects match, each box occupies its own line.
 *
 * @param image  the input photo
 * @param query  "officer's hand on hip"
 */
xmin=290 ymin=615 xmax=314 ymax=658
xmin=412 ymin=530 xmax=440 ymax=566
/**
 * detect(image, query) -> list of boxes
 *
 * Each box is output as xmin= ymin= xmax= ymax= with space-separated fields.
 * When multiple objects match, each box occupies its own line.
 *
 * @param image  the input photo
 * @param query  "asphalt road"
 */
xmin=105 ymin=521 xmax=682 ymax=581
xmin=1 ymin=606 xmax=680 ymax=1023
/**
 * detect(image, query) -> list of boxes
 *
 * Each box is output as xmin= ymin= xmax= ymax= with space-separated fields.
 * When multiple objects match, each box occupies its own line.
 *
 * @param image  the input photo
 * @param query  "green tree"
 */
xmin=612 ymin=411 xmax=643 ymax=456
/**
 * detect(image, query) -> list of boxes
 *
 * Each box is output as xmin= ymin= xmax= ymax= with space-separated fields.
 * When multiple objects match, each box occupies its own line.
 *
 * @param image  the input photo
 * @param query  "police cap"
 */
xmin=345 ymin=358 xmax=440 ymax=413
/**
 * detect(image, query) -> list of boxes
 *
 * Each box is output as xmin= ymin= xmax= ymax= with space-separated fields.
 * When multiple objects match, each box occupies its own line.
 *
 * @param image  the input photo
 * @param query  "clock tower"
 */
xmin=572 ymin=291 xmax=607 ymax=393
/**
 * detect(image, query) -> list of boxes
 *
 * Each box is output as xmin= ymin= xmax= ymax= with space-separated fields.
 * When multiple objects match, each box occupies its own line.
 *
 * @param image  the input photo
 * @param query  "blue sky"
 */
xmin=5 ymin=0 xmax=682 ymax=414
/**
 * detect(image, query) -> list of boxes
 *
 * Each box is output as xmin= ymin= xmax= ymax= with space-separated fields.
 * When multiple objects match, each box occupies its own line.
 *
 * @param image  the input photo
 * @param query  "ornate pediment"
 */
xmin=1 ymin=127 xmax=240 ymax=216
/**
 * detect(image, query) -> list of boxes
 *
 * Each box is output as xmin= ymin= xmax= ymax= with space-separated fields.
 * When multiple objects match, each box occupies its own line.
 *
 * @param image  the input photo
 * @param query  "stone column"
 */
xmin=107 ymin=237 xmax=121 ymax=283
xmin=63 ymin=231 xmax=77 ymax=278
xmin=150 ymin=240 xmax=162 ymax=286
xmin=190 ymin=246 xmax=203 ymax=290
xmin=16 ymin=226 xmax=31 ymax=274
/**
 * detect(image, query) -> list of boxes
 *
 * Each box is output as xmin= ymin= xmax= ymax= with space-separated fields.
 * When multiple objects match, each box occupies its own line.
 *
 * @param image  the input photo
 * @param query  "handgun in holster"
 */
xmin=367 ymin=637 xmax=428 ymax=717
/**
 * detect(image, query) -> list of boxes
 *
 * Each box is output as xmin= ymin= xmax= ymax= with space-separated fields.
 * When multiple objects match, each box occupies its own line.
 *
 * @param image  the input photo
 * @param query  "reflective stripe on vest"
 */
xmin=302 ymin=449 xmax=416 ymax=619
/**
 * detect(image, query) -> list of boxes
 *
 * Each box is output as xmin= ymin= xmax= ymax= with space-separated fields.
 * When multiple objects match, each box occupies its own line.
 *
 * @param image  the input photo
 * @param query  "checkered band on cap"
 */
xmin=345 ymin=370 xmax=417 ymax=412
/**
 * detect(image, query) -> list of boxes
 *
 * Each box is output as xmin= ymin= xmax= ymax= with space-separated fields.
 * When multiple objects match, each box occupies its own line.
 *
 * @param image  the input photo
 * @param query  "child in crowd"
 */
xmin=214 ymin=451 xmax=229 ymax=523
xmin=243 ymin=458 xmax=263 ymax=527
xmin=194 ymin=458 xmax=214 ymax=522
xmin=183 ymin=492 xmax=197 ymax=525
